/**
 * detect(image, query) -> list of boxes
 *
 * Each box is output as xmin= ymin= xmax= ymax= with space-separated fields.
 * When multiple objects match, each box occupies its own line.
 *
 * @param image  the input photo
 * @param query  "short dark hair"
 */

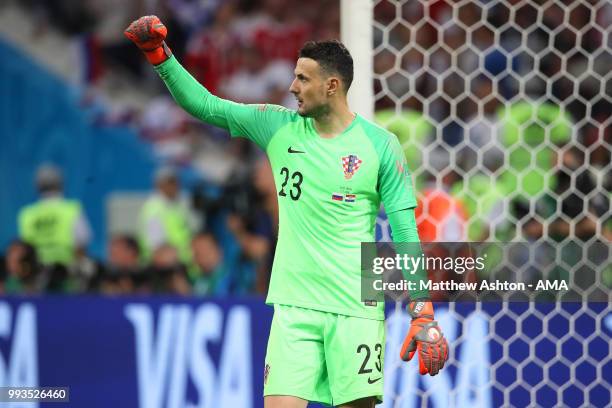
xmin=299 ymin=40 xmax=354 ymax=92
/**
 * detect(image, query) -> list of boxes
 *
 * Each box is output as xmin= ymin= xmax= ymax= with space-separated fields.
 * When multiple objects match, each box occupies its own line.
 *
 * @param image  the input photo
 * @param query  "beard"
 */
xmin=298 ymin=102 xmax=331 ymax=118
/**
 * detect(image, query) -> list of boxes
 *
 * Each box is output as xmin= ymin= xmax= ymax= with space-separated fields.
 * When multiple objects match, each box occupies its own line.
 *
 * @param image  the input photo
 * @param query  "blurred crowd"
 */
xmin=372 ymin=0 xmax=611 ymax=245
xmin=12 ymin=0 xmax=339 ymax=165
xmin=0 ymin=0 xmax=610 ymax=296
xmin=0 ymin=0 xmax=336 ymax=296
xmin=0 ymin=160 xmax=278 ymax=296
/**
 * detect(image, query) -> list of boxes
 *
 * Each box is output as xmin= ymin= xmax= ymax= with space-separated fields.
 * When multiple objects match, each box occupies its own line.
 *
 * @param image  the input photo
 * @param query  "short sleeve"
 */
xmin=378 ymin=135 xmax=418 ymax=213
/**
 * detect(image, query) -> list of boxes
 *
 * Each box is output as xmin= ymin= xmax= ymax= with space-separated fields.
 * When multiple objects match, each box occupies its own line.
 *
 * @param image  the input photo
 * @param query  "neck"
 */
xmin=313 ymin=99 xmax=355 ymax=138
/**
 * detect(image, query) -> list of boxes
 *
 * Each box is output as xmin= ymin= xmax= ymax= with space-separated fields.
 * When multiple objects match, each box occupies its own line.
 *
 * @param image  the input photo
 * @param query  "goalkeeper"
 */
xmin=126 ymin=16 xmax=449 ymax=408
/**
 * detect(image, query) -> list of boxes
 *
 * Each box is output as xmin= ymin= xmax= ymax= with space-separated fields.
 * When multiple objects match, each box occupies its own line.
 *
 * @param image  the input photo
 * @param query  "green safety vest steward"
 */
xmin=18 ymin=199 xmax=81 ymax=265
xmin=498 ymin=102 xmax=572 ymax=198
xmin=139 ymin=196 xmax=192 ymax=264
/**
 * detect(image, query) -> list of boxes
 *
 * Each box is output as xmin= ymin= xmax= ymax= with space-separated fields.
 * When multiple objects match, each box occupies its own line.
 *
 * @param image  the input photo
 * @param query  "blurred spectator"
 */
xmin=109 ymin=234 xmax=140 ymax=270
xmin=165 ymin=0 xmax=221 ymax=33
xmin=45 ymin=264 xmax=76 ymax=293
xmin=548 ymin=146 xmax=610 ymax=241
xmin=415 ymin=173 xmax=468 ymax=242
xmin=220 ymin=43 xmax=293 ymax=104
xmin=227 ymin=157 xmax=278 ymax=294
xmin=139 ymin=166 xmax=193 ymax=266
xmin=98 ymin=235 xmax=142 ymax=295
xmin=147 ymin=244 xmax=191 ymax=295
xmin=497 ymin=101 xmax=573 ymax=225
xmin=18 ymin=164 xmax=92 ymax=268
xmin=139 ymin=96 xmax=193 ymax=163
xmin=190 ymin=232 xmax=229 ymax=295
xmin=240 ymin=0 xmax=311 ymax=62
xmin=22 ymin=0 xmax=97 ymax=36
xmin=2 ymin=240 xmax=41 ymax=294
xmin=151 ymin=243 xmax=180 ymax=267
xmin=307 ymin=0 xmax=340 ymax=40
xmin=85 ymin=0 xmax=144 ymax=78
xmin=185 ymin=2 xmax=242 ymax=94
xmin=460 ymin=76 xmax=505 ymax=174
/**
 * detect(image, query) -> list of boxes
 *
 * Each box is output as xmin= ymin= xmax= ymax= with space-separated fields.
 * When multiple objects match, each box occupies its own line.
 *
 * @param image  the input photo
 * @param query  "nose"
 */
xmin=289 ymin=79 xmax=299 ymax=94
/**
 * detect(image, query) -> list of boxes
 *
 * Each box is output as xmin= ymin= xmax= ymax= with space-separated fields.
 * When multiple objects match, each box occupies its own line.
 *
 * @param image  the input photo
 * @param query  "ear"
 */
xmin=326 ymin=76 xmax=341 ymax=96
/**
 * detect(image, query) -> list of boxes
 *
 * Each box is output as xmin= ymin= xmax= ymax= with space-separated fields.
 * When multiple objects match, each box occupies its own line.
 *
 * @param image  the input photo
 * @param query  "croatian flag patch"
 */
xmin=345 ymin=194 xmax=356 ymax=203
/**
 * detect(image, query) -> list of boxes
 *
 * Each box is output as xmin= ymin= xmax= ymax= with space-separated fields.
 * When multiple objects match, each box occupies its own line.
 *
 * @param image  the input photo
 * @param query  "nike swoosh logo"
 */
xmin=288 ymin=147 xmax=305 ymax=154
xmin=367 ymin=377 xmax=382 ymax=384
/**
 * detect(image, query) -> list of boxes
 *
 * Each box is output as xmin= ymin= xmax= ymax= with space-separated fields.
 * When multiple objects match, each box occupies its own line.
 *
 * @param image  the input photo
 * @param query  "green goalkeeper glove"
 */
xmin=400 ymin=300 xmax=449 ymax=376
xmin=124 ymin=15 xmax=172 ymax=65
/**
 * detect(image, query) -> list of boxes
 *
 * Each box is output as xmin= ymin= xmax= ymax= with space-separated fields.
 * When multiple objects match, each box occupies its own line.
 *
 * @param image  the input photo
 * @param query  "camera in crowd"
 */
xmin=192 ymin=168 xmax=265 ymax=230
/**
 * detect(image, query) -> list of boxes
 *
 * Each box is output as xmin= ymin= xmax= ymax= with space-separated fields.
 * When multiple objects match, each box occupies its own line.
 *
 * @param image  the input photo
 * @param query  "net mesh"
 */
xmin=371 ymin=0 xmax=611 ymax=406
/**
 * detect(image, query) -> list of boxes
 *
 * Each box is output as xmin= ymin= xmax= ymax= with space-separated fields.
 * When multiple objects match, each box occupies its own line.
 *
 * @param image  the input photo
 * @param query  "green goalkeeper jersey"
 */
xmin=156 ymin=57 xmax=418 ymax=320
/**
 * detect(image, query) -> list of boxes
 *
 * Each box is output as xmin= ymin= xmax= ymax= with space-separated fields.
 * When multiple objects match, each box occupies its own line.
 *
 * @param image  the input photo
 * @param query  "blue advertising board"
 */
xmin=0 ymin=297 xmax=608 ymax=407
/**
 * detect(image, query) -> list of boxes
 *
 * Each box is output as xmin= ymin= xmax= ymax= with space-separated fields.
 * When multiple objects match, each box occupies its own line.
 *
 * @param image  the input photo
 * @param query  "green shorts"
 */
xmin=263 ymin=304 xmax=385 ymax=406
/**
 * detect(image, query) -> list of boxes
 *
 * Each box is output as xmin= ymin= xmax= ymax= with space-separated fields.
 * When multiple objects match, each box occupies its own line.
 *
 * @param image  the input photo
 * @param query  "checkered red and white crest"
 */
xmin=342 ymin=154 xmax=363 ymax=179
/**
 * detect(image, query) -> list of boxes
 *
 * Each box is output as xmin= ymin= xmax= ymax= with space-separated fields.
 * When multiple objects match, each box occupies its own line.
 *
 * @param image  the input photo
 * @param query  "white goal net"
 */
xmin=362 ymin=0 xmax=611 ymax=406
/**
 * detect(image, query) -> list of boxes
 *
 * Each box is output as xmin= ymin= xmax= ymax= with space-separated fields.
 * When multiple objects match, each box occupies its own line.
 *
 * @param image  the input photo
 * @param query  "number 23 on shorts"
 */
xmin=357 ymin=343 xmax=383 ymax=384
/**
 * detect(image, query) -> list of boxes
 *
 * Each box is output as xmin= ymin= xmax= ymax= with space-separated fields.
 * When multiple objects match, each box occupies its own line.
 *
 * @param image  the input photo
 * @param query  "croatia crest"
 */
xmin=342 ymin=154 xmax=362 ymax=179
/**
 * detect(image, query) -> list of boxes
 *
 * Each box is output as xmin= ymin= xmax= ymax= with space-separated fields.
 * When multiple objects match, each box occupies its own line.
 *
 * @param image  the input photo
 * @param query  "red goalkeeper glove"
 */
xmin=124 ymin=15 xmax=172 ymax=65
xmin=400 ymin=301 xmax=449 ymax=376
